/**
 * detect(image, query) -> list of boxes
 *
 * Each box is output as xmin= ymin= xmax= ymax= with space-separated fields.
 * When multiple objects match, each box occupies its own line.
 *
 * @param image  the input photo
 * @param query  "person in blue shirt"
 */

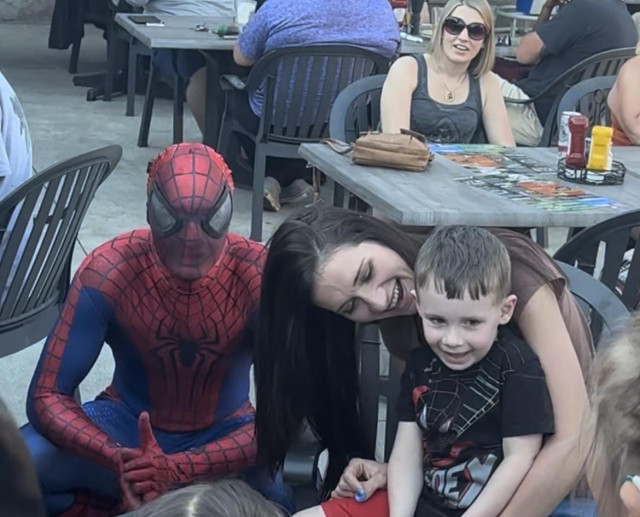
xmin=230 ymin=0 xmax=401 ymax=211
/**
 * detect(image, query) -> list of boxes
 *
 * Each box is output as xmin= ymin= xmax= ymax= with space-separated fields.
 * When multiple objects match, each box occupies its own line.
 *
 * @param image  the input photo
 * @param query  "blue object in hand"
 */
xmin=355 ymin=487 xmax=366 ymax=503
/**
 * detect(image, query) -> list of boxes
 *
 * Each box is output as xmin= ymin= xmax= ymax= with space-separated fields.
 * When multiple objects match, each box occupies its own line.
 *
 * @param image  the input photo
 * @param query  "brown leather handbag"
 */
xmin=323 ymin=129 xmax=432 ymax=172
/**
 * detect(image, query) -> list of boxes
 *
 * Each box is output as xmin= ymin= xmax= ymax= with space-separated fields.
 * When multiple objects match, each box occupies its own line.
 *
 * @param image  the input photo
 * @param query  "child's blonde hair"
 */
xmin=587 ymin=313 xmax=640 ymax=515
xmin=130 ymin=479 xmax=286 ymax=517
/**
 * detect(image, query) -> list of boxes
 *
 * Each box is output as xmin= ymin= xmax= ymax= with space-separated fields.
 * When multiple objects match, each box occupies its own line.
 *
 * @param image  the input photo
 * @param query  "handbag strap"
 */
xmin=321 ymin=138 xmax=353 ymax=155
xmin=400 ymin=128 xmax=426 ymax=143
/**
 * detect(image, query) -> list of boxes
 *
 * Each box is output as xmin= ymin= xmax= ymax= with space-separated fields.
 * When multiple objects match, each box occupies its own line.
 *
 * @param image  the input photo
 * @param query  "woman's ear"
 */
xmin=620 ymin=480 xmax=640 ymax=517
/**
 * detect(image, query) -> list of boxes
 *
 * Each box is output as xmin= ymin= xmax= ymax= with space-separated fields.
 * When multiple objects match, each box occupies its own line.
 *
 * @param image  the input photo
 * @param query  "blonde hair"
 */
xmin=586 ymin=313 xmax=640 ymax=516
xmin=131 ymin=480 xmax=286 ymax=517
xmin=427 ymin=0 xmax=496 ymax=77
xmin=633 ymin=12 xmax=640 ymax=54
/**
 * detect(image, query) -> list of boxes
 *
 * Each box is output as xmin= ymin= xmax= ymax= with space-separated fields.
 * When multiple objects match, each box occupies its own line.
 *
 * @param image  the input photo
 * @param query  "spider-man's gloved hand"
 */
xmin=119 ymin=412 xmax=186 ymax=502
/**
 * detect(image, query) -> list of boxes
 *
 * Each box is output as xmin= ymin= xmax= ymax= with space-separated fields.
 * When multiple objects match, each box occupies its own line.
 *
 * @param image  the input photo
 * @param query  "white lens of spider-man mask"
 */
xmin=148 ymin=187 xmax=179 ymax=236
xmin=203 ymin=189 xmax=232 ymax=238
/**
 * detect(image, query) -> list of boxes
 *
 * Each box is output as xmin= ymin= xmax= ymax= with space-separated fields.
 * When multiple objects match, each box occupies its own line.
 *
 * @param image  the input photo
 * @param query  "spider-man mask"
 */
xmin=147 ymin=143 xmax=235 ymax=281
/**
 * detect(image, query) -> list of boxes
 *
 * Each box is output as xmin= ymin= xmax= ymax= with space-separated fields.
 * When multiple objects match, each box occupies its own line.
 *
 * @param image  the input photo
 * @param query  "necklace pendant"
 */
xmin=445 ymin=90 xmax=454 ymax=102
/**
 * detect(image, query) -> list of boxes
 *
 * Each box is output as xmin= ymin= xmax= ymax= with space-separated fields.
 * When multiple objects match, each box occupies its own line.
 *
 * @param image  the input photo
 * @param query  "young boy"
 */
xmin=295 ymin=225 xmax=554 ymax=517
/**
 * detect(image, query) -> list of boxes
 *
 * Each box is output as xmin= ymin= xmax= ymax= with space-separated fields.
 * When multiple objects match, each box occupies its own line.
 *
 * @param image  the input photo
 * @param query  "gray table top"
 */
xmin=116 ymin=13 xmax=433 ymax=54
xmin=299 ymin=143 xmax=640 ymax=227
xmin=115 ymin=14 xmax=236 ymax=50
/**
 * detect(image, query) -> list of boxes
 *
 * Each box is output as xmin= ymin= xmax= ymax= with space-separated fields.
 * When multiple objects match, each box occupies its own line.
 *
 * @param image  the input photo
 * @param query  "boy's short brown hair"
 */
xmin=414 ymin=226 xmax=511 ymax=301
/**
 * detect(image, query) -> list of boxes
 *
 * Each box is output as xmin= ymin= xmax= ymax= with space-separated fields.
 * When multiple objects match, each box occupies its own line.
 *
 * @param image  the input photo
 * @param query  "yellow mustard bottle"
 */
xmin=586 ymin=126 xmax=613 ymax=171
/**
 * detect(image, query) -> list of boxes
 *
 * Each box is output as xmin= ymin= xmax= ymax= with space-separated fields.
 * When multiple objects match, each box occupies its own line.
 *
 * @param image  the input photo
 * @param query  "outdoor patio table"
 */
xmin=115 ymin=13 xmax=235 ymax=145
xmin=298 ymin=143 xmax=640 ymax=228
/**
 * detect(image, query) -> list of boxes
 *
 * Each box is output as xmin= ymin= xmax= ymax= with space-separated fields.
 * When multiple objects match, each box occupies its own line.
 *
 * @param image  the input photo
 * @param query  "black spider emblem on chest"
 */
xmin=151 ymin=317 xmax=222 ymax=369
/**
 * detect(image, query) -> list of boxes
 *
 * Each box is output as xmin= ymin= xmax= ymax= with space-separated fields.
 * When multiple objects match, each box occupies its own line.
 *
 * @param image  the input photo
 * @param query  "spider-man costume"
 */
xmin=22 ymin=143 xmax=289 ymax=516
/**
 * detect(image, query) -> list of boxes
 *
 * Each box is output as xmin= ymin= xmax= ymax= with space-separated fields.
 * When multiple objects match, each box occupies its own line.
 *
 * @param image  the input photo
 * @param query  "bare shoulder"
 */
xmin=387 ymin=55 xmax=419 ymax=82
xmin=389 ymin=54 xmax=420 ymax=73
xmin=478 ymin=71 xmax=501 ymax=90
xmin=619 ymin=55 xmax=640 ymax=79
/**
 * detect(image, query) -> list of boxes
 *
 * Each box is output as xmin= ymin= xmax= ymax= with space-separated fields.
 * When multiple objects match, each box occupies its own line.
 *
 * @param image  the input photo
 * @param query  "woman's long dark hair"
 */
xmin=255 ymin=207 xmax=421 ymax=490
xmin=255 ymin=207 xmax=565 ymax=492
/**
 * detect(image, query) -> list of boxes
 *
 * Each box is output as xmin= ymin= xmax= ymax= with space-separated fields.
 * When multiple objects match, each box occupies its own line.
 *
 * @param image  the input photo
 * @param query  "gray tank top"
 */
xmin=409 ymin=54 xmax=483 ymax=144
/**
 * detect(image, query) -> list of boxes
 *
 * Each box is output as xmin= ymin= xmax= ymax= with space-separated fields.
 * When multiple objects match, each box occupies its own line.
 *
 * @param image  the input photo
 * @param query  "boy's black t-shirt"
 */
xmin=397 ymin=328 xmax=554 ymax=517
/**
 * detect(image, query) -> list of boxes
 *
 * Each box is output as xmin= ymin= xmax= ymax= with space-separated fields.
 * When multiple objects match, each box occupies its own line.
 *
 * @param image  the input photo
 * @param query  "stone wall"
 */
xmin=0 ymin=0 xmax=54 ymax=21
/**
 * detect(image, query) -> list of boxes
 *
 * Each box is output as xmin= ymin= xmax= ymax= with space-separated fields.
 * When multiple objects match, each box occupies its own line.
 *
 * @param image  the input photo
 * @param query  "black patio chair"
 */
xmin=48 ymin=0 xmax=111 ymax=75
xmin=555 ymin=75 xmax=616 ymax=132
xmin=556 ymin=262 xmax=630 ymax=351
xmin=505 ymin=47 xmax=635 ymax=146
xmin=0 ymin=145 xmax=122 ymax=360
xmin=136 ymin=54 xmax=185 ymax=148
xmin=553 ymin=209 xmax=640 ymax=311
xmin=283 ymin=322 xmax=395 ymax=509
xmin=216 ymin=45 xmax=391 ymax=241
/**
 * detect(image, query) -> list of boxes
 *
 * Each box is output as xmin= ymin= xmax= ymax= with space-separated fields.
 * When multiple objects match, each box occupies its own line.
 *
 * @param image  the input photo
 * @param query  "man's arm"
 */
xmin=388 ymin=421 xmax=424 ymax=517
xmin=26 ymin=275 xmax=120 ymax=471
xmin=233 ymin=2 xmax=271 ymax=67
xmin=233 ymin=44 xmax=256 ymax=67
xmin=608 ymin=56 xmax=640 ymax=145
xmin=516 ymin=0 xmax=571 ymax=65
xmin=462 ymin=435 xmax=542 ymax=517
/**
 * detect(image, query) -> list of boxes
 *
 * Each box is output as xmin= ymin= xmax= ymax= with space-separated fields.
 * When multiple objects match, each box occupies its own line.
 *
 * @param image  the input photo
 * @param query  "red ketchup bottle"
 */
xmin=566 ymin=115 xmax=588 ymax=168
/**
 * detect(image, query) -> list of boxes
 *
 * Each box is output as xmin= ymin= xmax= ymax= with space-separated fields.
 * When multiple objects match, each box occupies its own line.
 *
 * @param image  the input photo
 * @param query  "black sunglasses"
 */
xmin=442 ymin=16 xmax=489 ymax=41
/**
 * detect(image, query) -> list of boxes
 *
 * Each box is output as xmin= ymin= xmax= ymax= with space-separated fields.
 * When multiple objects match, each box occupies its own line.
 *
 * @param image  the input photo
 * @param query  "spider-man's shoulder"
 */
xmin=224 ymin=234 xmax=267 ymax=270
xmin=74 ymin=230 xmax=153 ymax=298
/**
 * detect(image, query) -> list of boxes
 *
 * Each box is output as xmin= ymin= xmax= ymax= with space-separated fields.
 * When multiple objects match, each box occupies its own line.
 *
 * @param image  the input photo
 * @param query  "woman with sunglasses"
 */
xmin=256 ymin=207 xmax=594 ymax=517
xmin=381 ymin=0 xmax=514 ymax=146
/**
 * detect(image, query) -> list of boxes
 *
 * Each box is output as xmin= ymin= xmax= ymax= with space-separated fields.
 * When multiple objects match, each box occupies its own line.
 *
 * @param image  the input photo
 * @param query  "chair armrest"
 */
xmin=283 ymin=435 xmax=326 ymax=487
xmin=220 ymin=74 xmax=247 ymax=91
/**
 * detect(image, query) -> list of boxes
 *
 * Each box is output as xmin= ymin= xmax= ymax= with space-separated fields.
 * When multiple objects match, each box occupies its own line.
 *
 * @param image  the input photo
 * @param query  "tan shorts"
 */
xmin=497 ymin=76 xmax=544 ymax=146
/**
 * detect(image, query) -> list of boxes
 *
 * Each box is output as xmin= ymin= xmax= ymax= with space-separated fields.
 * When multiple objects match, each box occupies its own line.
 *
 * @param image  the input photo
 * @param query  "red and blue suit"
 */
xmin=22 ymin=144 xmax=288 ymax=516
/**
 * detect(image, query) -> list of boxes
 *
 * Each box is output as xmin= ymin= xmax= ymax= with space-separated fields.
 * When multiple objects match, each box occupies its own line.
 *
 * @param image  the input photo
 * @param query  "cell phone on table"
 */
xmin=129 ymin=15 xmax=165 ymax=26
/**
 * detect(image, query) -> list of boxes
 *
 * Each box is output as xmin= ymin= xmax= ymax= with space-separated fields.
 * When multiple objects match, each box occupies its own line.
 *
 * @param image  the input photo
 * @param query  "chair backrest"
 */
xmin=357 ymin=323 xmax=401 ymax=462
xmin=329 ymin=74 xmax=386 ymax=144
xmin=553 ymin=209 xmax=640 ymax=311
xmin=245 ymin=45 xmax=391 ymax=144
xmin=556 ymin=262 xmax=630 ymax=351
xmin=0 ymin=145 xmax=122 ymax=358
xmin=555 ymin=75 xmax=616 ymax=133
xmin=539 ymin=47 xmax=635 ymax=146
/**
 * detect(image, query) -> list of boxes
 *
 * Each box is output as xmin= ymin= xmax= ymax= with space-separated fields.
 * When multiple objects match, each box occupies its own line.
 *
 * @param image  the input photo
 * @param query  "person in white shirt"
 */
xmin=0 ymin=71 xmax=32 ymax=201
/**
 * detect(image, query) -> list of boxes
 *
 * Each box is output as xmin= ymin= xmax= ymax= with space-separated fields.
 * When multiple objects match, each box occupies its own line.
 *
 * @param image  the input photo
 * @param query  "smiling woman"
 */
xmin=255 ymin=206 xmax=594 ymax=516
xmin=313 ymin=242 xmax=415 ymax=322
xmin=380 ymin=0 xmax=515 ymax=146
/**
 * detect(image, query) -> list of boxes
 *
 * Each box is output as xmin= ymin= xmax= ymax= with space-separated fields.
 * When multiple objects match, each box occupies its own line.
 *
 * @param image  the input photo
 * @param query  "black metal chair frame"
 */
xmin=216 ymin=45 xmax=391 ymax=241
xmin=0 ymin=146 xmax=122 ymax=359
xmin=67 ymin=0 xmax=112 ymax=75
xmin=554 ymin=209 xmax=640 ymax=311
xmin=555 ymin=75 xmax=616 ymax=132
xmin=505 ymin=47 xmax=635 ymax=146
xmin=135 ymin=49 xmax=185 ymax=148
xmin=556 ymin=262 xmax=630 ymax=351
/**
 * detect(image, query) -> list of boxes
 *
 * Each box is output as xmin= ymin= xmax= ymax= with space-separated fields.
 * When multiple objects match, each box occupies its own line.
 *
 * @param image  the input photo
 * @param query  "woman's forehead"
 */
xmin=450 ymin=5 xmax=485 ymax=23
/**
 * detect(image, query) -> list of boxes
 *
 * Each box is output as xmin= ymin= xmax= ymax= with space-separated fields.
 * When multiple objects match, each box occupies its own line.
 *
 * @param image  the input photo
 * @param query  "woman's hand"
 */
xmin=331 ymin=458 xmax=388 ymax=501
